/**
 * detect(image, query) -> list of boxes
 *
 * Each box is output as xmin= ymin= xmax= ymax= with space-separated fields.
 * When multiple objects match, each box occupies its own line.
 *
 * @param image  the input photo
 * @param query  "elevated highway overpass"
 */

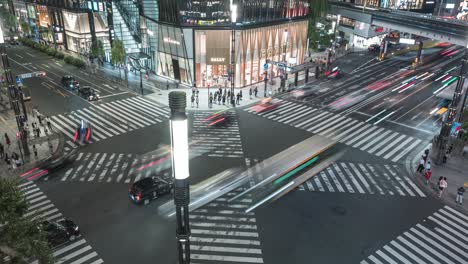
xmin=330 ymin=1 xmax=468 ymax=47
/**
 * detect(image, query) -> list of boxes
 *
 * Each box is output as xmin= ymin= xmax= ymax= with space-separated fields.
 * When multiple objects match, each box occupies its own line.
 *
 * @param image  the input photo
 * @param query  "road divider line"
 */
xmin=366 ymin=109 xmax=387 ymax=122
xmin=374 ymin=111 xmax=395 ymax=125
xmin=99 ymin=91 xmax=130 ymax=98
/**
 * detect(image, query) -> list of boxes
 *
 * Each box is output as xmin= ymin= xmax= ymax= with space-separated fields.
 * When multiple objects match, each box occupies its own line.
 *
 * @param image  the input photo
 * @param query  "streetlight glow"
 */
xmin=170 ymin=119 xmax=189 ymax=180
xmin=231 ymin=4 xmax=237 ymax=23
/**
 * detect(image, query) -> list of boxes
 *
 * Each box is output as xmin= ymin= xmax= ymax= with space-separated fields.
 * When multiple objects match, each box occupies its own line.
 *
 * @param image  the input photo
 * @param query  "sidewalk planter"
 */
xmin=55 ymin=52 xmax=65 ymax=59
xmin=18 ymin=37 xmax=85 ymax=69
xmin=46 ymin=48 xmax=57 ymax=57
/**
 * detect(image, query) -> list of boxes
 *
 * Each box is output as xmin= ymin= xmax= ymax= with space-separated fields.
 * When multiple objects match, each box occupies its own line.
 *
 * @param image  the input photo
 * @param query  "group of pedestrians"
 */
xmin=416 ymin=148 xmax=465 ymax=204
xmin=24 ymin=109 xmax=53 ymax=139
xmin=249 ymin=87 xmax=259 ymax=99
xmin=190 ymin=88 xmax=200 ymax=108
xmin=1 ymin=134 xmax=22 ymax=171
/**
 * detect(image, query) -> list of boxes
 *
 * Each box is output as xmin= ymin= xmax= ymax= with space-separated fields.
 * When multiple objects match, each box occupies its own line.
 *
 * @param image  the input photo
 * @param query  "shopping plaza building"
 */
xmin=9 ymin=0 xmax=311 ymax=88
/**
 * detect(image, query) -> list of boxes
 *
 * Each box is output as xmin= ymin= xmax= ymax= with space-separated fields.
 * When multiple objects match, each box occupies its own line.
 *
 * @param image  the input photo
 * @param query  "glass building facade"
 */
xmin=147 ymin=0 xmax=310 ymax=88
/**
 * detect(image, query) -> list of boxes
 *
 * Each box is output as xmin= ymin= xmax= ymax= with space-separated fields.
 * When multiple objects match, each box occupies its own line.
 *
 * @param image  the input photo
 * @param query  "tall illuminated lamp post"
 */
xmin=230 ymin=1 xmax=237 ymax=106
xmin=169 ymin=91 xmax=191 ymax=263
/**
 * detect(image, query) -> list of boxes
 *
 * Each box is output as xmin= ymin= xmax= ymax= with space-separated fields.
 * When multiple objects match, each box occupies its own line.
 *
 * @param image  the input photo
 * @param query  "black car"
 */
xmin=129 ymin=176 xmax=173 ymax=204
xmin=202 ymin=111 xmax=234 ymax=127
xmin=42 ymin=219 xmax=80 ymax=248
xmin=9 ymin=40 xmax=19 ymax=45
xmin=20 ymin=148 xmax=78 ymax=181
xmin=368 ymin=44 xmax=380 ymax=52
xmin=78 ymin=86 xmax=100 ymax=101
xmin=61 ymin=75 xmax=79 ymax=90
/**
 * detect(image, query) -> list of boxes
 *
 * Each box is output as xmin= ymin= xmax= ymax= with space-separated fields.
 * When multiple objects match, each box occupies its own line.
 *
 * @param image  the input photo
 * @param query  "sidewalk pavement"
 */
xmin=0 ymin=109 xmax=61 ymax=179
xmin=146 ymin=81 xmax=283 ymax=111
xmin=412 ymin=150 xmax=468 ymax=214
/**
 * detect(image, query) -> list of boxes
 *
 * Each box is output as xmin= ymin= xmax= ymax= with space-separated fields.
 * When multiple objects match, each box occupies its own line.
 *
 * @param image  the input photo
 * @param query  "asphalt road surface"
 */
xmin=8 ymin=43 xmax=468 ymax=264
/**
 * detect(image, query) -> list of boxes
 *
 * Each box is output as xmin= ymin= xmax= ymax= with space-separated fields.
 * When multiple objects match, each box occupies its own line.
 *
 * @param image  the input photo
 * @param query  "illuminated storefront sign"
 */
xmin=210 ymin=57 xmax=226 ymax=62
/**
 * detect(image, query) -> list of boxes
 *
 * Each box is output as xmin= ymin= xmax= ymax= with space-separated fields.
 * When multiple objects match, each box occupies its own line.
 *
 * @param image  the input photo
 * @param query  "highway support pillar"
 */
xmin=412 ymin=41 xmax=424 ymax=67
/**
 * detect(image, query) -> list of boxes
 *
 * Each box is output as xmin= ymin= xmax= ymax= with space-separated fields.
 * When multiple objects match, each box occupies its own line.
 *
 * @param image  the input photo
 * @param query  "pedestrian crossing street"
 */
xmin=51 ymin=96 xmax=169 ymax=147
xmin=191 ymin=111 xmax=244 ymax=158
xmin=245 ymin=100 xmax=424 ymax=163
xmin=298 ymin=162 xmax=426 ymax=197
xmin=54 ymin=152 xmax=171 ymax=183
xmin=17 ymin=181 xmax=104 ymax=264
xmin=190 ymin=188 xmax=264 ymax=263
xmin=362 ymin=206 xmax=468 ymax=264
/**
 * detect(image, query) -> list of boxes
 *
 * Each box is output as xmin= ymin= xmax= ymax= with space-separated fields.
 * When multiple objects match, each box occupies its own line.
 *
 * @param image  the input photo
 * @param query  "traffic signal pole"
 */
xmin=432 ymin=49 xmax=467 ymax=164
xmin=1 ymin=46 xmax=30 ymax=156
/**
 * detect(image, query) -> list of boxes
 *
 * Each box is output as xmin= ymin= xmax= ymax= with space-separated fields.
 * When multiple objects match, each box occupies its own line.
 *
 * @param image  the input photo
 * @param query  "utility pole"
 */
xmin=1 ymin=46 xmax=30 ymax=157
xmin=432 ymin=49 xmax=467 ymax=164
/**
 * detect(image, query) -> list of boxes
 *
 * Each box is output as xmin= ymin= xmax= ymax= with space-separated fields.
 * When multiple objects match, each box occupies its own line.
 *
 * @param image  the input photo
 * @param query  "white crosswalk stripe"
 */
xmin=49 ymin=97 xmax=169 ymax=144
xmin=299 ymin=162 xmax=425 ymax=197
xmin=12 ymin=182 xmax=104 ymax=264
xmin=190 ymin=188 xmax=264 ymax=263
xmin=52 ymin=152 xmax=172 ymax=183
xmin=192 ymin=111 xmax=244 ymax=158
xmin=244 ymin=99 xmax=425 ymax=162
xmin=362 ymin=206 xmax=468 ymax=264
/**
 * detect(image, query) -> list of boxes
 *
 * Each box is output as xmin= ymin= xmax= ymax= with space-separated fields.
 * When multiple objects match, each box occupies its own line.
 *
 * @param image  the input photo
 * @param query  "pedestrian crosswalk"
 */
xmin=17 ymin=181 xmax=104 ymax=264
xmin=362 ymin=205 xmax=468 ymax=264
xmin=52 ymin=152 xmax=171 ymax=184
xmin=51 ymin=96 xmax=169 ymax=148
xmin=298 ymin=162 xmax=426 ymax=197
xmin=190 ymin=188 xmax=264 ymax=263
xmin=245 ymin=100 xmax=423 ymax=163
xmin=191 ymin=111 xmax=244 ymax=158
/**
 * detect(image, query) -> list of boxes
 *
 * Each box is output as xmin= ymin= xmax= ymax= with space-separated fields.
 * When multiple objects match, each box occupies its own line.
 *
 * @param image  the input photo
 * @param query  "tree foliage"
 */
xmin=90 ymin=39 xmax=105 ymax=59
xmin=20 ymin=21 xmax=31 ymax=35
xmin=0 ymin=178 xmax=53 ymax=263
xmin=111 ymin=40 xmax=125 ymax=66
xmin=0 ymin=8 xmax=17 ymax=31
xmin=307 ymin=0 xmax=331 ymax=51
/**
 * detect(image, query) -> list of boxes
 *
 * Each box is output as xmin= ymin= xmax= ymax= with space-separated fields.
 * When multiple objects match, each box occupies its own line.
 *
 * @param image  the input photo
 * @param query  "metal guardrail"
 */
xmin=330 ymin=1 xmax=468 ymax=27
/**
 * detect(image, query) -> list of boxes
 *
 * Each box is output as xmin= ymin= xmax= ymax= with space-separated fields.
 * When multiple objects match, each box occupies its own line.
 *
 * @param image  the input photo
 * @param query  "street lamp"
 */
xmin=169 ymin=91 xmax=190 ymax=264
xmin=230 ymin=1 xmax=237 ymax=106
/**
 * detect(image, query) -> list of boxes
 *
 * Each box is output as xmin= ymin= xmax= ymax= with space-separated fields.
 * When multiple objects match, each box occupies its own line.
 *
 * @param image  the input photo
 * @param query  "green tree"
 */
xmin=90 ymin=39 xmax=105 ymax=59
xmin=111 ymin=40 xmax=125 ymax=80
xmin=0 ymin=178 xmax=54 ymax=263
xmin=307 ymin=0 xmax=331 ymax=51
xmin=20 ymin=21 xmax=31 ymax=36
xmin=0 ymin=10 xmax=18 ymax=32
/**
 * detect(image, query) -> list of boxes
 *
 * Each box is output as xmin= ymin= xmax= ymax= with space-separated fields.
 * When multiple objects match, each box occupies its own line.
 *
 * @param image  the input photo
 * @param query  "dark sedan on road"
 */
xmin=129 ymin=176 xmax=173 ymax=205
xmin=78 ymin=86 xmax=100 ymax=101
xmin=368 ymin=44 xmax=380 ymax=52
xmin=202 ymin=111 xmax=234 ymax=127
xmin=61 ymin=75 xmax=79 ymax=90
xmin=19 ymin=148 xmax=78 ymax=181
xmin=42 ymin=219 xmax=81 ymax=248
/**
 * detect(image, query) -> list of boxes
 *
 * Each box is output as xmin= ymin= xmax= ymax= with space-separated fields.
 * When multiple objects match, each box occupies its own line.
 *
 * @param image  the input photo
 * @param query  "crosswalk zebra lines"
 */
xmin=245 ymin=100 xmax=424 ymax=163
xmin=190 ymin=189 xmax=264 ymax=263
xmin=298 ymin=162 xmax=426 ymax=197
xmin=17 ymin=181 xmax=104 ymax=264
xmin=51 ymin=96 xmax=169 ymax=146
xmin=362 ymin=206 xmax=468 ymax=264
xmin=55 ymin=152 xmax=170 ymax=183
xmin=191 ymin=111 xmax=244 ymax=158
